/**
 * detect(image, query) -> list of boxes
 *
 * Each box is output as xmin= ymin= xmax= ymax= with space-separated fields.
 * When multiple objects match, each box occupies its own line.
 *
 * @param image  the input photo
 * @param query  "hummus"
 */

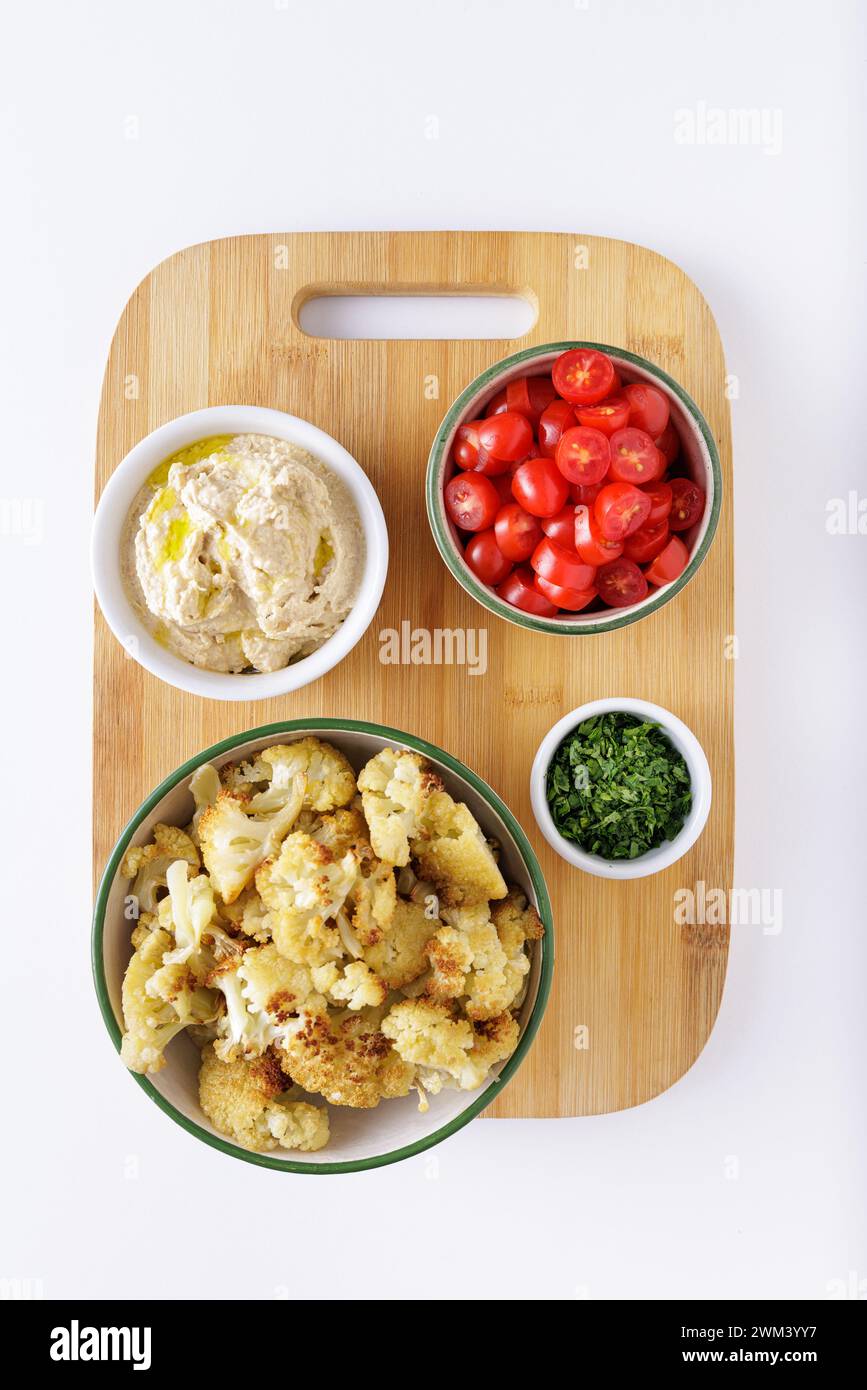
xmin=122 ymin=433 xmax=364 ymax=673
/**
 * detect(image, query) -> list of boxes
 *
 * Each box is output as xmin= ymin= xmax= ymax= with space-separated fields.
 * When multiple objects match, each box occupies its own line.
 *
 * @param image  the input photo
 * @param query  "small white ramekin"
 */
xmin=530 ymin=697 xmax=712 ymax=879
xmin=92 ymin=406 xmax=388 ymax=702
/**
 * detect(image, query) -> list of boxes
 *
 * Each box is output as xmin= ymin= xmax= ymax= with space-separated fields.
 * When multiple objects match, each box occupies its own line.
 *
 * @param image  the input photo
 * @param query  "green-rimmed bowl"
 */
xmin=426 ymin=342 xmax=722 ymax=634
xmin=92 ymin=718 xmax=553 ymax=1174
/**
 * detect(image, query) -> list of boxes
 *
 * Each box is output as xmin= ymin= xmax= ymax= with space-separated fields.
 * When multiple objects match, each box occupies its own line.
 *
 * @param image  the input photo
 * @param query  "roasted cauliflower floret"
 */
xmin=326 ymin=961 xmax=388 ymax=1011
xmin=256 ymin=832 xmax=358 ymax=965
xmin=198 ymin=781 xmax=305 ymax=904
xmin=278 ymin=1010 xmax=415 ymax=1108
xmin=198 ymin=1044 xmax=329 ymax=1152
xmin=120 ymin=926 xmax=218 ymax=1074
xmin=382 ymin=999 xmax=519 ymax=1095
xmin=349 ymin=859 xmax=397 ymax=947
xmin=155 ymin=859 xmax=216 ymax=963
xmin=411 ymin=792 xmax=507 ymax=907
xmin=217 ymin=885 xmax=272 ymax=942
xmin=357 ymin=748 xmax=443 ymax=866
xmin=222 ymin=738 xmax=356 ymax=815
xmin=362 ymin=897 xmax=440 ymax=990
xmin=427 ymin=902 xmax=528 ymax=1021
xmin=121 ymin=823 xmax=200 ymax=914
xmin=208 ymin=945 xmax=329 ymax=1061
xmin=311 ymin=807 xmax=372 ymax=859
xmin=188 ymin=762 xmax=221 ymax=844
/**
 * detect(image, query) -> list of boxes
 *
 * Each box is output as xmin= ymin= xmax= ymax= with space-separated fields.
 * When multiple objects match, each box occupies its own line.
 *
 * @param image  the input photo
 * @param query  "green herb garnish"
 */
xmin=546 ymin=712 xmax=692 ymax=860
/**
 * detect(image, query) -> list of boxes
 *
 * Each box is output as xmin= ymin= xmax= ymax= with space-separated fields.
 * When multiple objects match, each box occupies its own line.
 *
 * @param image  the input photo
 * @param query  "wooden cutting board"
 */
xmin=93 ymin=231 xmax=733 ymax=1118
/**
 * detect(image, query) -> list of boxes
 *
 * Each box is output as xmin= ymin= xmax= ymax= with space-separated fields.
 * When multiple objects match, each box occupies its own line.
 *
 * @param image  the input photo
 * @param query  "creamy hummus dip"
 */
xmin=122 ymin=433 xmax=364 ymax=673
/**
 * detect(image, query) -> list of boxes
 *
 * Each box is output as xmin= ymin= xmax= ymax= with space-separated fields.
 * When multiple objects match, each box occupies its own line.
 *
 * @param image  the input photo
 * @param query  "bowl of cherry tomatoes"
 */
xmin=426 ymin=343 xmax=721 ymax=633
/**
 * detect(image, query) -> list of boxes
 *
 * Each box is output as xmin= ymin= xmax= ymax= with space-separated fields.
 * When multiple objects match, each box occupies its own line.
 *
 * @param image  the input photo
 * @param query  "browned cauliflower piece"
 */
xmin=363 ymin=897 xmax=439 ymax=990
xmin=221 ymin=738 xmax=356 ymax=814
xmin=278 ymin=1009 xmax=415 ymax=1109
xmin=121 ymin=823 xmax=200 ymax=914
xmin=199 ymin=784 xmax=305 ymax=904
xmin=198 ymin=1044 xmax=329 ymax=1152
xmin=491 ymin=886 xmax=545 ymax=953
xmin=411 ymin=791 xmax=507 ymax=907
xmin=382 ymin=999 xmax=519 ymax=1094
xmin=425 ymin=900 xmax=533 ymax=1021
xmin=357 ymin=748 xmax=443 ymax=866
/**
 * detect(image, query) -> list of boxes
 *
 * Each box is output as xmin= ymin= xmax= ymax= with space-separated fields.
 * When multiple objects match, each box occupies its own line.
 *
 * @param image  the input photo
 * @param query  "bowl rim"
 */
xmin=91 ymin=405 xmax=389 ymax=702
xmin=92 ymin=717 xmax=555 ymax=1174
xmin=426 ymin=340 xmax=722 ymax=634
xmin=529 ymin=696 xmax=713 ymax=879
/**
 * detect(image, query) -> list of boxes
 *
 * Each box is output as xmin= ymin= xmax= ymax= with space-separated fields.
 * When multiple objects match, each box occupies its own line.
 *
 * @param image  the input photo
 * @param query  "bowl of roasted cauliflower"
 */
xmin=93 ymin=721 xmax=553 ymax=1172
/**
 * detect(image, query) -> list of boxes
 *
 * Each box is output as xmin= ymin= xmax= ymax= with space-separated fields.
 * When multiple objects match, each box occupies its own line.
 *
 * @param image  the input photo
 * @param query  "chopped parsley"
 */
xmin=546 ymin=712 xmax=692 ymax=860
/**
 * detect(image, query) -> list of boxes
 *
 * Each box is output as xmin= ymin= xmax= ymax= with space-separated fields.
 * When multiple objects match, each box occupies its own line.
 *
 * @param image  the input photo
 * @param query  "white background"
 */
xmin=2 ymin=0 xmax=865 ymax=1301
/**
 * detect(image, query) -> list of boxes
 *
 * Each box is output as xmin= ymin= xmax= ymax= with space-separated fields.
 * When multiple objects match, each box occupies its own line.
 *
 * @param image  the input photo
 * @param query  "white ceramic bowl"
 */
xmin=91 ymin=406 xmax=388 ymax=701
xmin=93 ymin=719 xmax=554 ymax=1174
xmin=530 ymin=697 xmax=712 ymax=879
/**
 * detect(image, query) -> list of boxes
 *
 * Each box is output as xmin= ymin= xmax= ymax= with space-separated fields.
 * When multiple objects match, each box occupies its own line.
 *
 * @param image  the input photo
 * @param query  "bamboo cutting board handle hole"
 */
xmin=295 ymin=289 xmax=538 ymax=340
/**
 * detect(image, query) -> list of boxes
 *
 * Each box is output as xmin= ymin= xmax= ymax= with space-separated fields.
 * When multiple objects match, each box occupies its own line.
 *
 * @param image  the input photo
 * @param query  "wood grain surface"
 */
xmin=93 ymin=231 xmax=733 ymax=1118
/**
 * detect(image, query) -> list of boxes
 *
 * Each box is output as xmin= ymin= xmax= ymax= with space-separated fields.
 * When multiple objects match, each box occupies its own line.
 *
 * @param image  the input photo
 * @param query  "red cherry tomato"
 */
xmin=575 ymin=395 xmax=631 ymax=437
xmin=654 ymin=422 xmax=680 ymax=465
xmin=574 ymin=504 xmax=624 ymax=566
xmin=531 ymin=536 xmax=596 ymax=591
xmin=623 ymin=383 xmax=670 ymax=437
xmin=541 ymin=505 xmax=579 ymax=548
xmin=645 ymin=535 xmax=690 ymax=586
xmin=571 ymin=481 xmax=604 ymax=506
xmin=639 ymin=481 xmax=673 ymax=526
xmin=494 ymin=503 xmax=544 ymax=562
xmin=552 ymin=348 xmax=616 ymax=405
xmin=478 ymin=410 xmax=534 ymax=464
xmin=555 ymin=426 xmax=611 ymax=485
xmin=596 ymin=558 xmax=649 ymax=608
xmin=444 ymin=472 xmax=500 ymax=531
xmin=485 ymin=388 xmax=508 ymax=416
xmin=511 ymin=457 xmax=569 ymax=518
xmin=464 ymin=529 xmax=512 ymax=586
xmin=453 ymin=419 xmax=485 ymax=469
xmin=594 ymin=482 xmax=652 ymax=540
xmin=608 ymin=428 xmax=665 ymax=485
xmin=506 ymin=375 xmax=558 ymax=425
xmin=538 ymin=399 xmax=577 ymax=458
xmin=496 ymin=565 xmax=558 ymax=617
xmin=534 ymin=574 xmax=597 ymax=611
xmin=622 ymin=520 xmax=670 ymax=565
xmin=668 ymin=477 xmax=706 ymax=530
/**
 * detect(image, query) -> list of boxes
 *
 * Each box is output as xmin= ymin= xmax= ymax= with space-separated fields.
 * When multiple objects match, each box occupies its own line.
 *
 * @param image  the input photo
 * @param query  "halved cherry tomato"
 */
xmin=537 ymin=399 xmax=576 ymax=458
xmin=668 ymin=477 xmax=705 ymax=530
xmin=534 ymin=574 xmax=597 ymax=611
xmin=506 ymin=375 xmax=558 ymax=425
xmin=542 ymin=505 xmax=579 ymax=548
xmin=552 ymin=348 xmax=616 ymax=405
xmin=623 ymin=382 xmax=670 ymax=438
xmin=478 ymin=410 xmax=534 ymax=464
xmin=453 ymin=419 xmax=485 ymax=469
xmin=654 ymin=421 xmax=680 ymax=465
xmin=464 ymin=529 xmax=512 ymax=586
xmin=574 ymin=504 xmax=624 ymax=566
xmin=622 ymin=520 xmax=670 ymax=565
xmin=645 ymin=535 xmax=690 ymax=586
xmin=639 ymin=480 xmax=673 ymax=525
xmin=596 ymin=558 xmax=649 ymax=608
xmin=571 ymin=481 xmax=604 ymax=506
xmin=531 ymin=536 xmax=596 ymax=591
xmin=485 ymin=388 xmax=508 ymax=416
xmin=555 ymin=426 xmax=611 ymax=485
xmin=496 ymin=565 xmax=558 ymax=616
xmin=594 ymin=482 xmax=652 ymax=540
xmin=608 ymin=427 xmax=665 ymax=485
xmin=511 ymin=457 xmax=569 ymax=517
xmin=575 ymin=395 xmax=631 ymax=437
xmin=444 ymin=472 xmax=500 ymax=531
xmin=494 ymin=503 xmax=544 ymax=562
